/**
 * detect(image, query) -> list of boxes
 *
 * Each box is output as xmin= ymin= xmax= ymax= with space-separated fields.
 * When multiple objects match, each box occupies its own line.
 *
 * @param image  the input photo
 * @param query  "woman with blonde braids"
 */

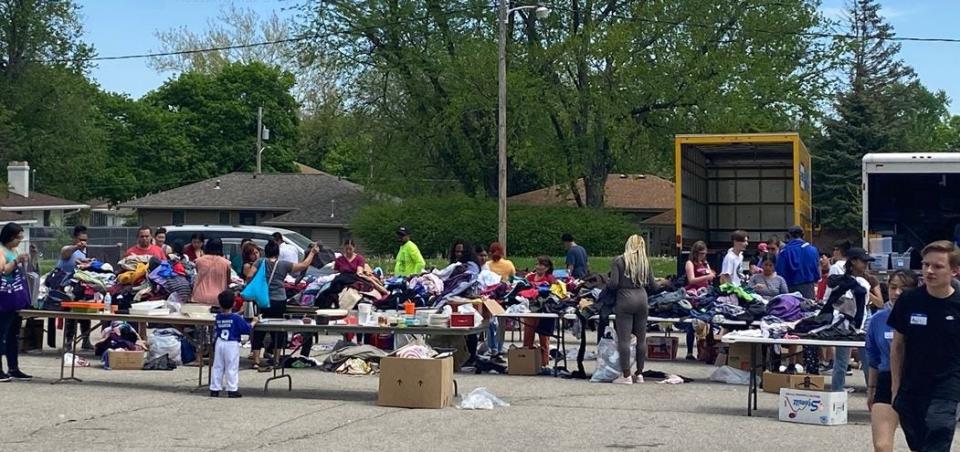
xmin=607 ymin=234 xmax=658 ymax=384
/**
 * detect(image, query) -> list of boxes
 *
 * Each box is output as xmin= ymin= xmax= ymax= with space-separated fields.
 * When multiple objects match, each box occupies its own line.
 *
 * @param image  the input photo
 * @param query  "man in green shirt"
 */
xmin=394 ymin=227 xmax=426 ymax=277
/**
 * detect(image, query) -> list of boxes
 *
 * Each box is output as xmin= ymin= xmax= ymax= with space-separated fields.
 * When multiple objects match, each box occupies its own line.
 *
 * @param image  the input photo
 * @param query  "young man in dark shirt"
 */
xmin=888 ymin=240 xmax=960 ymax=452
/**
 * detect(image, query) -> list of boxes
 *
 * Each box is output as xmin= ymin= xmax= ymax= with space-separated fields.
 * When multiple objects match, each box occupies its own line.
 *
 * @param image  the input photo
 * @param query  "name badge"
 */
xmin=884 ymin=331 xmax=894 ymax=340
xmin=947 ymin=316 xmax=956 ymax=321
xmin=910 ymin=314 xmax=928 ymax=326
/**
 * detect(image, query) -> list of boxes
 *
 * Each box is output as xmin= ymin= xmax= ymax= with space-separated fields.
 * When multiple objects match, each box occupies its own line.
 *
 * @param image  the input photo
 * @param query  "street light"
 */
xmin=498 ymin=2 xmax=550 ymax=251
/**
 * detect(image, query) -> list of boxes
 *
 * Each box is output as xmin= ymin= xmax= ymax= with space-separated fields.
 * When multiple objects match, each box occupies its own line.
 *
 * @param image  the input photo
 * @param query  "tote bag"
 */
xmin=0 ymin=267 xmax=31 ymax=312
xmin=240 ymin=260 xmax=274 ymax=309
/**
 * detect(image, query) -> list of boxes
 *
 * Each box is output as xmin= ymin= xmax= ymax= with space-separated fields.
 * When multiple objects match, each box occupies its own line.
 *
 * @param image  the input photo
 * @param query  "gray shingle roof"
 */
xmin=120 ymin=172 xmax=366 ymax=227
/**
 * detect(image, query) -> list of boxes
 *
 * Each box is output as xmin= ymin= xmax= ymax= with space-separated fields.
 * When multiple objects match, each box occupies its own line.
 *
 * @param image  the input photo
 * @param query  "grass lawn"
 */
xmin=365 ymin=255 xmax=678 ymax=277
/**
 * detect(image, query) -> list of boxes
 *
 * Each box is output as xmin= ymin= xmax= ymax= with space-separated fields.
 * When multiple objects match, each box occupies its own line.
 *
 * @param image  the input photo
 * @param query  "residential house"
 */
xmin=120 ymin=171 xmax=369 ymax=245
xmin=1 ymin=161 xmax=89 ymax=227
xmin=510 ymin=174 xmax=676 ymax=255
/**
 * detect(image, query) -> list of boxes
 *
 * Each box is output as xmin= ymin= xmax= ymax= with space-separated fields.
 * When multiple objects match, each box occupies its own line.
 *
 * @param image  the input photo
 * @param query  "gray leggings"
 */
xmin=614 ymin=288 xmax=649 ymax=376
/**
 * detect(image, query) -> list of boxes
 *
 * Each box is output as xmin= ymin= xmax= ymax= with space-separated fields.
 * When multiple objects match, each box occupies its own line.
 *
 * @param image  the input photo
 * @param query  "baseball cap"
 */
xmin=787 ymin=225 xmax=804 ymax=236
xmin=846 ymin=247 xmax=875 ymax=262
xmin=758 ymin=243 xmax=769 ymax=252
xmin=397 ymin=227 xmax=411 ymax=237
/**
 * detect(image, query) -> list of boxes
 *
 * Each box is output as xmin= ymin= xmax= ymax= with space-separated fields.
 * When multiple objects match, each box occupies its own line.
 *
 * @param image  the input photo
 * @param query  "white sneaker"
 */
xmin=612 ymin=375 xmax=633 ymax=385
xmin=778 ymin=365 xmax=788 ymax=373
xmin=633 ymin=374 xmax=644 ymax=384
xmin=794 ymin=364 xmax=805 ymax=374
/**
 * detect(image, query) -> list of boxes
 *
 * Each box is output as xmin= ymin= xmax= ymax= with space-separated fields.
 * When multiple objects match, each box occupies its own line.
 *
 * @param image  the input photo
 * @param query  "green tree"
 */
xmin=813 ymin=0 xmax=949 ymax=229
xmin=0 ymin=0 xmax=109 ymax=201
xmin=297 ymin=0 xmax=836 ymax=205
xmin=141 ymin=61 xmax=301 ymax=178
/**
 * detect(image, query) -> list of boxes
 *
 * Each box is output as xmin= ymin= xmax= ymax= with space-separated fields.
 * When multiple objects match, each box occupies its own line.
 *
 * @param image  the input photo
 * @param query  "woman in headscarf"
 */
xmin=607 ymin=234 xmax=657 ymax=384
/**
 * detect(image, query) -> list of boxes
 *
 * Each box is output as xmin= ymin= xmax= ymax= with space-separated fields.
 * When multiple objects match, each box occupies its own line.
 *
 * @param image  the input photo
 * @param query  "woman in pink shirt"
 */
xmin=192 ymin=238 xmax=232 ymax=305
xmin=334 ymin=239 xmax=369 ymax=275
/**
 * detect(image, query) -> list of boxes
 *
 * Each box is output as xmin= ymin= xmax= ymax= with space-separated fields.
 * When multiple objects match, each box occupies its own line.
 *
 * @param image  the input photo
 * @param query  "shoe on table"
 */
xmin=227 ymin=391 xmax=243 ymax=398
xmin=8 ymin=370 xmax=31 ymax=381
xmin=0 ymin=372 xmax=10 ymax=382
xmin=612 ymin=375 xmax=633 ymax=385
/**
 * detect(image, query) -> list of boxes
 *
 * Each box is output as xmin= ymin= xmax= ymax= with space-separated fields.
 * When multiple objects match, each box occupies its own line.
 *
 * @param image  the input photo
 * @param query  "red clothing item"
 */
xmin=685 ymin=261 xmax=712 ymax=290
xmin=125 ymin=244 xmax=166 ymax=261
xmin=334 ymin=254 xmax=366 ymax=274
xmin=526 ymin=273 xmax=556 ymax=286
xmin=816 ymin=272 xmax=829 ymax=301
xmin=184 ymin=244 xmax=200 ymax=261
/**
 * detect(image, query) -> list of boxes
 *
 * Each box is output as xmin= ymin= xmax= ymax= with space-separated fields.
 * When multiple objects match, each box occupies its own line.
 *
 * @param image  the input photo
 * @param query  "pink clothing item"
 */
xmin=334 ymin=254 xmax=366 ymax=274
xmin=192 ymin=255 xmax=232 ymax=305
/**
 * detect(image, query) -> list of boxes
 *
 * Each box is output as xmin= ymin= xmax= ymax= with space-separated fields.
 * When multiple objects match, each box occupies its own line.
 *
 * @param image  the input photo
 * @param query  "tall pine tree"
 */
xmin=814 ymin=0 xmax=914 ymax=229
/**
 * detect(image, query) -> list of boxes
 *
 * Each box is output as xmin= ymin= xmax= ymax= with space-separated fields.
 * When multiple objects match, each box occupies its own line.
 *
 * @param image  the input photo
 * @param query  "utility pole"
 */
xmin=256 ymin=106 xmax=263 ymax=174
xmin=497 ymin=0 xmax=508 ymax=250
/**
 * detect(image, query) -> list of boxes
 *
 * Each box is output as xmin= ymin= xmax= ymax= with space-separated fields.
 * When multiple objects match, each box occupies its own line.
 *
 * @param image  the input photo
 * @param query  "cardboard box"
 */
xmin=763 ymin=372 xmax=826 ymax=394
xmin=106 ymin=350 xmax=145 ymax=370
xmin=725 ymin=343 xmax=753 ymax=371
xmin=646 ymin=336 xmax=679 ymax=360
xmin=779 ymin=388 xmax=848 ymax=425
xmin=508 ymin=347 xmax=542 ymax=376
xmin=19 ymin=318 xmax=44 ymax=352
xmin=378 ymin=356 xmax=454 ymax=409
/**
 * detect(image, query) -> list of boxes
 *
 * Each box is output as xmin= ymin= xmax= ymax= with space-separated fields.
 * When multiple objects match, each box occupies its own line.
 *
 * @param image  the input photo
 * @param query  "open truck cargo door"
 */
xmin=675 ymin=133 xmax=812 ymax=274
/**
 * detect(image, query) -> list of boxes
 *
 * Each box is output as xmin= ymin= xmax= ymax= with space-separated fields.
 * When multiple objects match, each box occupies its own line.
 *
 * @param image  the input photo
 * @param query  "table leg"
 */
xmin=53 ymin=325 xmax=82 ymax=384
xmin=747 ymin=343 xmax=758 ymax=416
xmin=264 ymin=334 xmax=292 ymax=392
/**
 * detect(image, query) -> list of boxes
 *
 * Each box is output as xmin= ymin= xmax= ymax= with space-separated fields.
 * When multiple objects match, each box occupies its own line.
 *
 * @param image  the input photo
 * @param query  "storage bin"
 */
xmin=869 ymin=237 xmax=893 ymax=254
xmin=869 ymin=253 xmax=890 ymax=272
xmin=891 ymin=253 xmax=911 ymax=270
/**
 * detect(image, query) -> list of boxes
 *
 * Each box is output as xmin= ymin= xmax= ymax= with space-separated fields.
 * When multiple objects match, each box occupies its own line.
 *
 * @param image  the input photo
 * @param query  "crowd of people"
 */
xmin=682 ymin=227 xmax=960 ymax=452
xmin=1 ymin=220 xmax=959 ymax=450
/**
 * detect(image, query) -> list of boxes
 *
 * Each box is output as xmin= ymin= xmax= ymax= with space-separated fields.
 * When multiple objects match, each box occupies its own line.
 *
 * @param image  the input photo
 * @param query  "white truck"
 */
xmin=862 ymin=153 xmax=960 ymax=270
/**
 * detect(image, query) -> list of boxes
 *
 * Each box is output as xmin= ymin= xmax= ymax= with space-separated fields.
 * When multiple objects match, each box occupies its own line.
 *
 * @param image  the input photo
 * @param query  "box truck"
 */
xmin=675 ymin=133 xmax=813 ymax=271
xmin=862 ymin=153 xmax=960 ymax=270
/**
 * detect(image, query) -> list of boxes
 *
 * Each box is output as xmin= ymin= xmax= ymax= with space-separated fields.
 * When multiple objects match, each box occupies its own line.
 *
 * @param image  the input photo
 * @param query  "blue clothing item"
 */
xmin=866 ymin=309 xmax=893 ymax=373
xmin=565 ymin=245 xmax=589 ymax=279
xmin=215 ymin=313 xmax=252 ymax=342
xmin=776 ymin=239 xmax=820 ymax=287
xmin=55 ymin=249 xmax=86 ymax=273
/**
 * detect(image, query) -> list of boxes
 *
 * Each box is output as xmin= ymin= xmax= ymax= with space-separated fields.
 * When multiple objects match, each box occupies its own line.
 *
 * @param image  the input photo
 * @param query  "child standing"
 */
xmin=211 ymin=290 xmax=255 ymax=398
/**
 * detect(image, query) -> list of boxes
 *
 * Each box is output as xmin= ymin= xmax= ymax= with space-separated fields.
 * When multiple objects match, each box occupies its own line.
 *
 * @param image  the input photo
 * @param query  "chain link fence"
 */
xmin=28 ymin=227 xmax=140 ymax=267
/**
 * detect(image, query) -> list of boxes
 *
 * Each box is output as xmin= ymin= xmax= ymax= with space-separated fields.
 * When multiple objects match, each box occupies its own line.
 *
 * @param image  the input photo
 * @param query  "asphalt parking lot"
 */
xmin=0 ymin=331 xmax=937 ymax=452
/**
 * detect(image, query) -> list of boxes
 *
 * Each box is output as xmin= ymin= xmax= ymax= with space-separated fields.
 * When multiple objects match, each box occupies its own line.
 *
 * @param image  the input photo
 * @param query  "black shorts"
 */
xmin=893 ymin=394 xmax=960 ymax=452
xmin=873 ymin=371 xmax=892 ymax=405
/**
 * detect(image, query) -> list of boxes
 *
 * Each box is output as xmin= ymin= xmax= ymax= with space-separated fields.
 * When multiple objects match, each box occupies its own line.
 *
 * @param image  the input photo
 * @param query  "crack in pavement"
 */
xmin=212 ymin=402 xmax=349 ymax=452
xmin=257 ymin=409 xmax=400 ymax=449
xmin=22 ymin=401 xmax=180 ymax=440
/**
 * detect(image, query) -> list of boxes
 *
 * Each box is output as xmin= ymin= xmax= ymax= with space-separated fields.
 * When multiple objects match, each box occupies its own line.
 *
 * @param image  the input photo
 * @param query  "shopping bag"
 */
xmin=240 ymin=260 xmax=271 ymax=309
xmin=0 ymin=267 xmax=31 ymax=312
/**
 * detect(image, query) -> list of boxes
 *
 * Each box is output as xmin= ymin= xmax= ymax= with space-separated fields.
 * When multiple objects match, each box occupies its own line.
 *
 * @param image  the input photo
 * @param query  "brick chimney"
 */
xmin=7 ymin=161 xmax=29 ymax=197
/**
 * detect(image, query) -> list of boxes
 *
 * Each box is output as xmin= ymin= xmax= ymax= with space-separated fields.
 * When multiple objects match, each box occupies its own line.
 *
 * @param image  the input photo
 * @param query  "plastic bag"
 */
xmin=457 ymin=387 xmax=510 ymax=410
xmin=146 ymin=328 xmax=183 ymax=365
xmin=709 ymin=365 xmax=750 ymax=385
xmin=240 ymin=260 xmax=271 ymax=309
xmin=63 ymin=352 xmax=89 ymax=367
xmin=590 ymin=333 xmax=636 ymax=383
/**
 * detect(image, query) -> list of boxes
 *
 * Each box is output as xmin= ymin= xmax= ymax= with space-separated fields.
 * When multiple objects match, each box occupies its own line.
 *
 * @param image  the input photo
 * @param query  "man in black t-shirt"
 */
xmin=889 ymin=240 xmax=960 ymax=452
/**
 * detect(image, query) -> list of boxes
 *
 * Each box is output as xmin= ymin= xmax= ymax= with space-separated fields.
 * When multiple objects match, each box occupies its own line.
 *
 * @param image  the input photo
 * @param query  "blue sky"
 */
xmin=80 ymin=0 xmax=960 ymax=113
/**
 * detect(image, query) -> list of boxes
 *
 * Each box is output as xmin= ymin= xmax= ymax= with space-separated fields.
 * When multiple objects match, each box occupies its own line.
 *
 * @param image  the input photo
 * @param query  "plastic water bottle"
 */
xmin=103 ymin=293 xmax=112 ymax=314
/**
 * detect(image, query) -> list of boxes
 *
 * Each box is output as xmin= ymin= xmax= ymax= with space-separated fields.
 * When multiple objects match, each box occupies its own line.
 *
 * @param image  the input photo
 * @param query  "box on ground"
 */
xmin=779 ymin=388 xmax=848 ymax=425
xmin=19 ymin=318 xmax=44 ymax=352
xmin=646 ymin=336 xmax=679 ymax=360
xmin=725 ymin=343 xmax=753 ymax=371
xmin=106 ymin=350 xmax=145 ymax=370
xmin=508 ymin=347 xmax=542 ymax=376
xmin=378 ymin=356 xmax=453 ymax=409
xmin=762 ymin=371 xmax=826 ymax=394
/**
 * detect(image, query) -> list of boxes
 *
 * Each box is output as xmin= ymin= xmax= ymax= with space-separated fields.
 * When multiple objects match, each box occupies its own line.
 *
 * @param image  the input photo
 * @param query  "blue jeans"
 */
xmin=485 ymin=318 xmax=501 ymax=354
xmin=832 ymin=346 xmax=868 ymax=390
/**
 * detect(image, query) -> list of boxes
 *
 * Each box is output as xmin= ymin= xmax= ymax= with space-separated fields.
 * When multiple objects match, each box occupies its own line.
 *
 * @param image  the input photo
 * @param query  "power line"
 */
xmin=39 ymin=7 xmax=960 ymax=64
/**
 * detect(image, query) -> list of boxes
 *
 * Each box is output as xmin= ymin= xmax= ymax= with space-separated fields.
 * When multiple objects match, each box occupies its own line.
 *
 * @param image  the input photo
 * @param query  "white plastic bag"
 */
xmin=146 ymin=328 xmax=183 ymax=365
xmin=709 ymin=365 xmax=750 ymax=385
xmin=590 ymin=333 xmax=636 ymax=383
xmin=457 ymin=387 xmax=510 ymax=410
